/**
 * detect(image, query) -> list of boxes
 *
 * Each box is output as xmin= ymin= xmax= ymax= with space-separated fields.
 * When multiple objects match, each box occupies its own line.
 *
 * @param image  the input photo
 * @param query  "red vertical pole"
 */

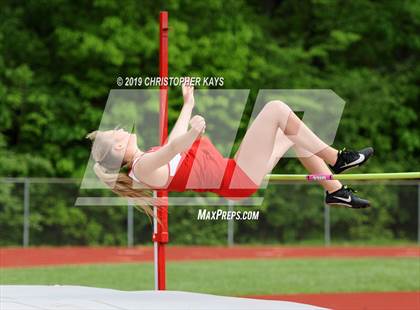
xmin=153 ymin=11 xmax=169 ymax=291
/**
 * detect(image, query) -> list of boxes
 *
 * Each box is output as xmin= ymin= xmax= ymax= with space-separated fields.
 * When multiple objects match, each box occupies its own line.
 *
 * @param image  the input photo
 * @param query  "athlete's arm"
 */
xmin=134 ymin=115 xmax=205 ymax=175
xmin=167 ymin=82 xmax=195 ymax=143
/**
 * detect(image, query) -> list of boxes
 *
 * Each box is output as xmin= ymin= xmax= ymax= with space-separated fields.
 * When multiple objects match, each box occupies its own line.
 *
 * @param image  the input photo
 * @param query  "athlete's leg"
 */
xmin=284 ymin=112 xmax=338 ymax=165
xmin=234 ymin=100 xmax=338 ymax=186
xmin=233 ymin=101 xmax=291 ymax=186
xmin=234 ymin=100 xmax=371 ymax=208
xmin=265 ymin=129 xmax=293 ymax=173
xmin=293 ymin=145 xmax=342 ymax=193
xmin=266 ymin=129 xmax=342 ymax=193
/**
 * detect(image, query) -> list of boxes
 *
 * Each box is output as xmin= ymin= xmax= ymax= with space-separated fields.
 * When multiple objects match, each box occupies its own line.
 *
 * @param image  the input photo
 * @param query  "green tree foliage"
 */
xmin=0 ymin=0 xmax=419 ymax=245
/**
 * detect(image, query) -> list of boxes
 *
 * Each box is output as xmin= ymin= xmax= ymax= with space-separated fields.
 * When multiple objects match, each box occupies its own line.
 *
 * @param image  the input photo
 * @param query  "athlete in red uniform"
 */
xmin=87 ymin=82 xmax=373 ymax=209
xmin=128 ymin=135 xmax=259 ymax=200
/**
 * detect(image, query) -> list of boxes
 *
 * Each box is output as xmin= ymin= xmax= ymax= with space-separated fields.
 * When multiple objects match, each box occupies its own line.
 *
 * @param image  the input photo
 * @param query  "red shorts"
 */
xmin=212 ymin=158 xmax=259 ymax=201
xmin=168 ymin=136 xmax=259 ymax=200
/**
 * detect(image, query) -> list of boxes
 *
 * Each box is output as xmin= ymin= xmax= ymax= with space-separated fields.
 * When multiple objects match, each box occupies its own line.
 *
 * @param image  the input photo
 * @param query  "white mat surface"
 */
xmin=0 ymin=285 xmax=327 ymax=310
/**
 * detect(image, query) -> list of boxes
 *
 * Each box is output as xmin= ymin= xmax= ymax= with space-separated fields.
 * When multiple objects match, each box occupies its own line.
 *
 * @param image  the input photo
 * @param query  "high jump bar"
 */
xmin=266 ymin=172 xmax=420 ymax=182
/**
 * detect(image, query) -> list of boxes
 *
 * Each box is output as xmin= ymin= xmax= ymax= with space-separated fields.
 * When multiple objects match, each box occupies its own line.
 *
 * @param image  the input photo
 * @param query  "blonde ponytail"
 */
xmin=87 ymin=131 xmax=164 ymax=219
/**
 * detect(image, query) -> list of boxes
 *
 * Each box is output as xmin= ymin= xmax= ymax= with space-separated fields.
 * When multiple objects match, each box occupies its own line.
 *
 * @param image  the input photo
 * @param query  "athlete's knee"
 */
xmin=264 ymin=100 xmax=291 ymax=114
xmin=264 ymin=100 xmax=292 ymax=128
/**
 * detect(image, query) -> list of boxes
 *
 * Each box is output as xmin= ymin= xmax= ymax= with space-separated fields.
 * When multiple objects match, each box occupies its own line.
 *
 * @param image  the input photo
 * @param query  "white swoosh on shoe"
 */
xmin=333 ymin=196 xmax=352 ymax=202
xmin=341 ymin=154 xmax=365 ymax=168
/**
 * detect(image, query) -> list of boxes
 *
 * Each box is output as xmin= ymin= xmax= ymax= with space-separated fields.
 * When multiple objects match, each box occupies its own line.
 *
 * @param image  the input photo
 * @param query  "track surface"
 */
xmin=1 ymin=246 xmax=419 ymax=309
xmin=1 ymin=246 xmax=419 ymax=268
xmin=249 ymin=291 xmax=420 ymax=310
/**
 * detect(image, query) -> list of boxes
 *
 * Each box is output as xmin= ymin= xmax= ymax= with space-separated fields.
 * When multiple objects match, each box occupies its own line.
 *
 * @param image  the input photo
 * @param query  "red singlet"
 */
xmin=130 ymin=136 xmax=259 ymax=200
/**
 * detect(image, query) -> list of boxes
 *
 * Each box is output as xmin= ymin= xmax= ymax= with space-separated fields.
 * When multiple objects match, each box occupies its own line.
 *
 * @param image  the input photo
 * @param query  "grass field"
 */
xmin=1 ymin=258 xmax=419 ymax=296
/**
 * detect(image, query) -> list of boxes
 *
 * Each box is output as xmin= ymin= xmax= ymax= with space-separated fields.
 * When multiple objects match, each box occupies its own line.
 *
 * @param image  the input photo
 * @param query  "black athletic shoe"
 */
xmin=329 ymin=147 xmax=374 ymax=174
xmin=325 ymin=185 xmax=370 ymax=209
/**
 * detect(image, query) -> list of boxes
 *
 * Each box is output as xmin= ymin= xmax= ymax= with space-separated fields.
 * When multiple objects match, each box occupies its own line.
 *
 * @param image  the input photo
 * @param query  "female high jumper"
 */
xmin=87 ymin=83 xmax=373 ymax=215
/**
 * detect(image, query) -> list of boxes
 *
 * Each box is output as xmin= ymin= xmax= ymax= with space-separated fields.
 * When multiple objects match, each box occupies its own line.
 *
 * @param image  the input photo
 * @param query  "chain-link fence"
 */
xmin=1 ymin=178 xmax=419 ymax=247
